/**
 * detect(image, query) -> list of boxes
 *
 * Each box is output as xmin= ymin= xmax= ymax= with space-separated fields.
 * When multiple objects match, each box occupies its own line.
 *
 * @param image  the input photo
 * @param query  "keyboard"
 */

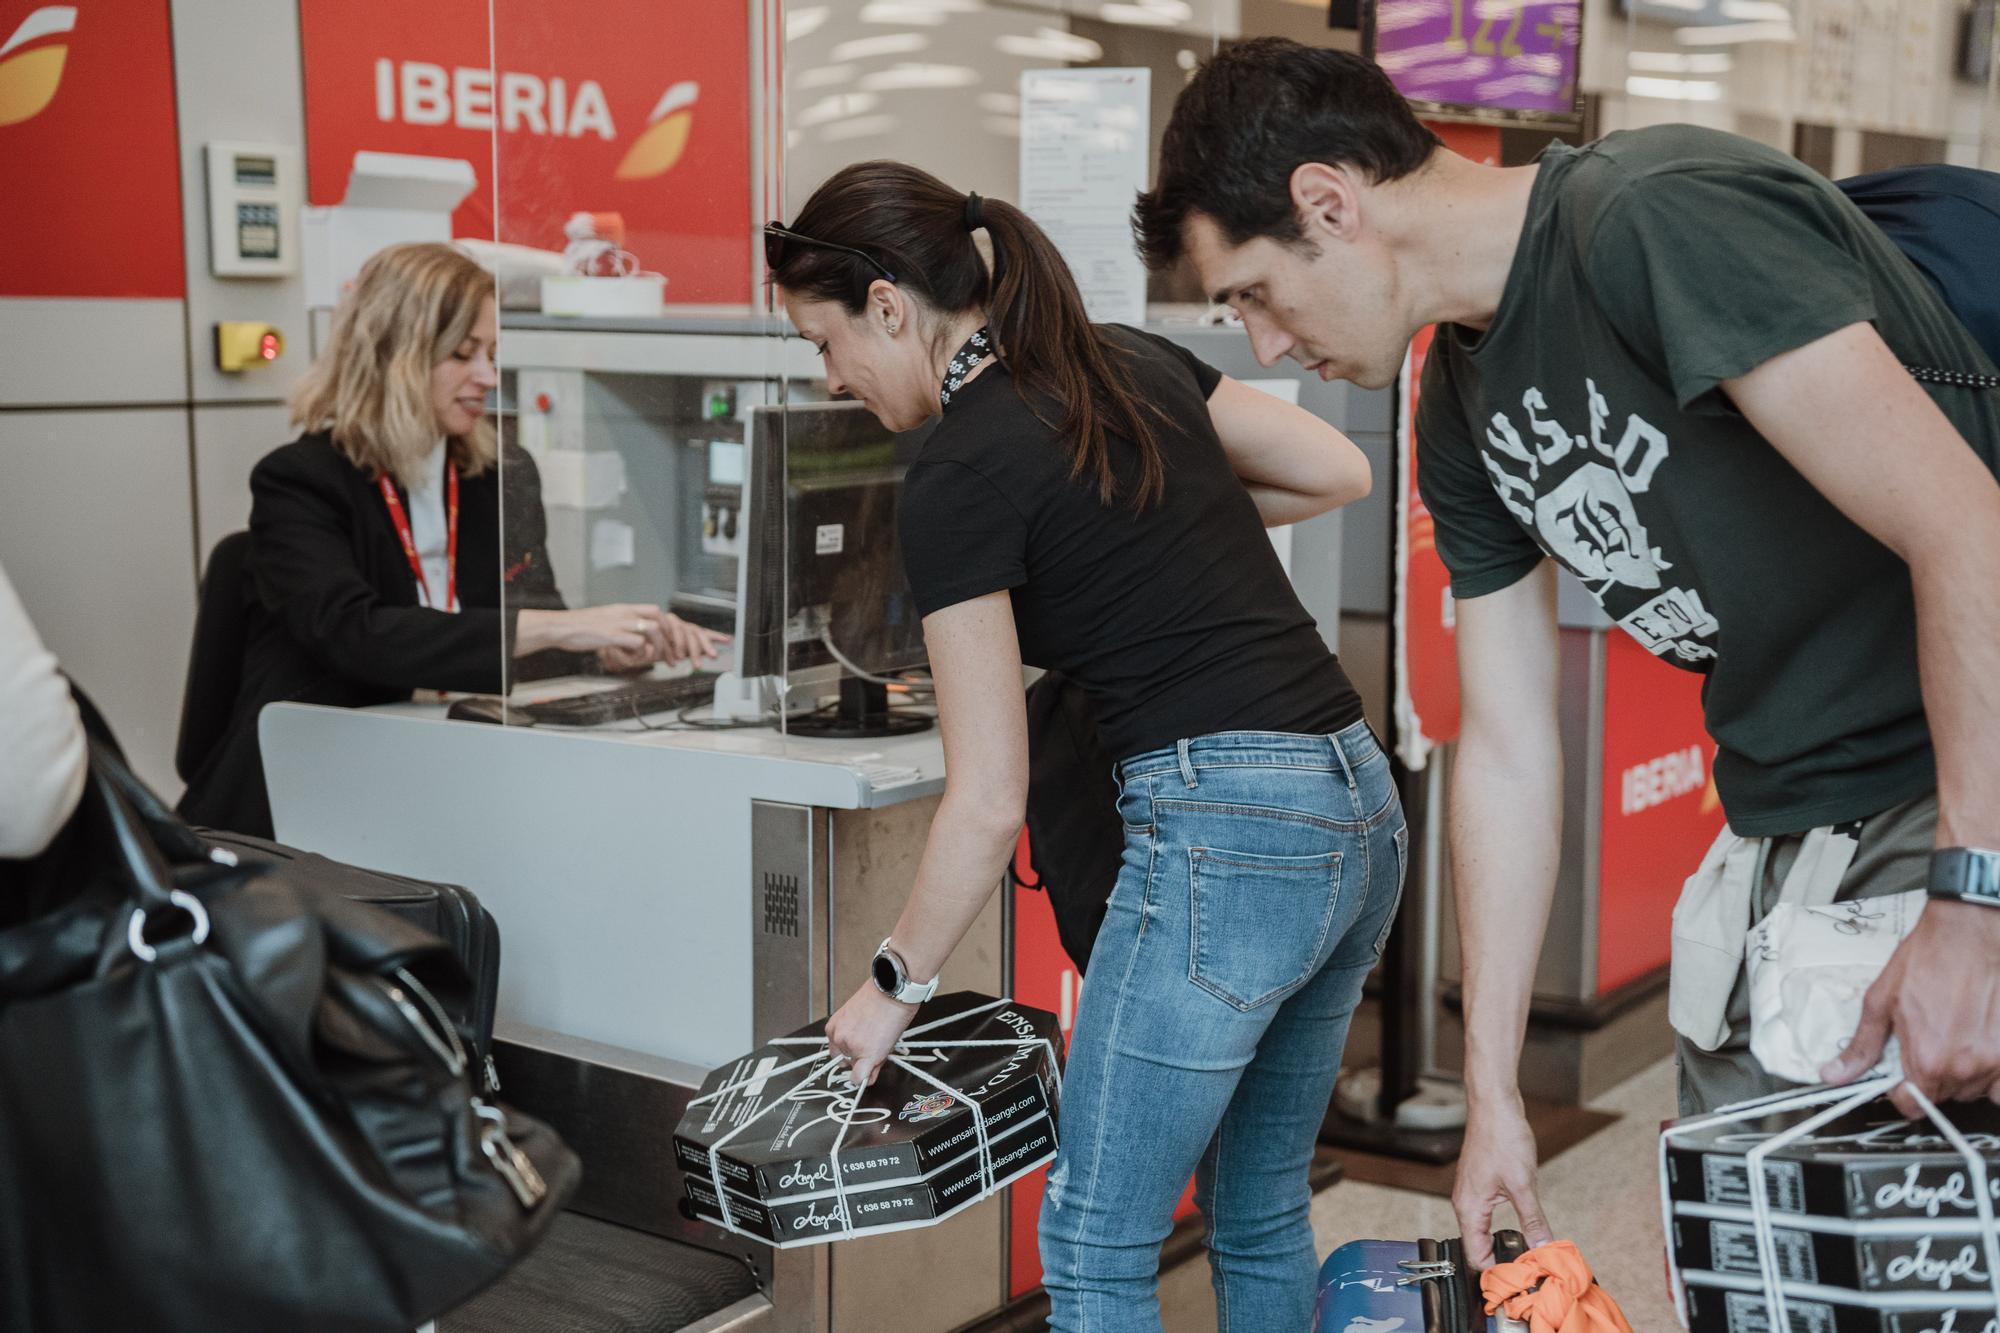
xmin=514 ymin=673 xmax=721 ymax=727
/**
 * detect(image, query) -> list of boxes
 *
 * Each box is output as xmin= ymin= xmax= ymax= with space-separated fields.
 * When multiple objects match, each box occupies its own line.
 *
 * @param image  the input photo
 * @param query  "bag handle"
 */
xmin=87 ymin=739 xmax=178 ymax=914
xmin=88 ymin=741 xmax=214 ymax=960
xmin=89 ymin=740 xmax=217 ymax=867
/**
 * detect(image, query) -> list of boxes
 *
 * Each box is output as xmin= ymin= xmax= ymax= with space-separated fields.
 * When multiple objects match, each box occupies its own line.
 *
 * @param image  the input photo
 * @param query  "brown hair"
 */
xmin=289 ymin=242 xmax=497 ymax=487
xmin=773 ymin=161 xmax=1166 ymax=507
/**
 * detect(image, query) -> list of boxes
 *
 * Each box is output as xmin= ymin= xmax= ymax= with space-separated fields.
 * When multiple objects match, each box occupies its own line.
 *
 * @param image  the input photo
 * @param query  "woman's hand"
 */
xmin=824 ymin=981 xmax=920 ymax=1090
xmin=516 ymin=604 xmax=669 ymax=657
xmin=658 ymin=614 xmax=731 ymax=666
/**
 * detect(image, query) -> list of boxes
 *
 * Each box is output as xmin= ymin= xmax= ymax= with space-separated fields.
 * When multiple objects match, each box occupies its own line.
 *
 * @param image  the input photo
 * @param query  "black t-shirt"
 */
xmin=898 ymin=324 xmax=1362 ymax=761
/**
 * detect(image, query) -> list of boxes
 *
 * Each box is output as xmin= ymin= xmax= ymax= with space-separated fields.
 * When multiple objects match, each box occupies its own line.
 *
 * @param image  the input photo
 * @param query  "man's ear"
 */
xmin=1291 ymin=161 xmax=1363 ymax=245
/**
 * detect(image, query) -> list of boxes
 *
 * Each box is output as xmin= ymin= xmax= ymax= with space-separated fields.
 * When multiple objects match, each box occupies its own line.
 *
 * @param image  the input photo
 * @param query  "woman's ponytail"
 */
xmin=980 ymin=198 xmax=1165 ymax=507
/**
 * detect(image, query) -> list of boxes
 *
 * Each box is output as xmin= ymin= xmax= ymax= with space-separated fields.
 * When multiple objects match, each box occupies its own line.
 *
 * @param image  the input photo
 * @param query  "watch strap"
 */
xmin=1928 ymin=847 xmax=2000 ymax=907
xmin=875 ymin=937 xmax=939 ymax=1003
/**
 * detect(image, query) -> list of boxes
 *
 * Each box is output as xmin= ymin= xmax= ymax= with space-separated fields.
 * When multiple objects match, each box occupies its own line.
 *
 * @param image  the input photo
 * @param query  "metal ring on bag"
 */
xmin=127 ymin=890 xmax=212 ymax=962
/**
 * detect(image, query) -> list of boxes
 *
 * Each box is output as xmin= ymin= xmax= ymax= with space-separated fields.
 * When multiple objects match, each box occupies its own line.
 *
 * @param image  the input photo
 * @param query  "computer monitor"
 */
xmin=733 ymin=401 xmax=932 ymax=737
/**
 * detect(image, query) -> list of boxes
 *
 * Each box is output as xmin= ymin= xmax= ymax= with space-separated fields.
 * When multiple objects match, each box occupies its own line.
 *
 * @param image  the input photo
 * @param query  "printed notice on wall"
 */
xmin=1019 ymin=68 xmax=1150 ymax=327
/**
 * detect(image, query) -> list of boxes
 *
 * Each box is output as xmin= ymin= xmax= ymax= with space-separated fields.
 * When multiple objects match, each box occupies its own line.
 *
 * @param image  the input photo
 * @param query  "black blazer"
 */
xmin=176 ymin=432 xmax=574 ymax=838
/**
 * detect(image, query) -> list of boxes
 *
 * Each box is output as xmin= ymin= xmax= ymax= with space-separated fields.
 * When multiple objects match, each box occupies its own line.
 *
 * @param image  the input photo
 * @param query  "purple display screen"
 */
xmin=1371 ymin=0 xmax=1582 ymax=118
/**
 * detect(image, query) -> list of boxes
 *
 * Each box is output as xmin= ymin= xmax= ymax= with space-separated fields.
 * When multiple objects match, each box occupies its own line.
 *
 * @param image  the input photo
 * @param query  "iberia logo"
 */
xmin=615 ymin=80 xmax=697 ymax=180
xmin=0 ymin=4 xmax=75 ymax=126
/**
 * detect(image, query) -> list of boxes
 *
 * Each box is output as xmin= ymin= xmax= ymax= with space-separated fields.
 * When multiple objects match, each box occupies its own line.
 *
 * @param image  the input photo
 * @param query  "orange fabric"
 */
xmin=1479 ymin=1240 xmax=1635 ymax=1333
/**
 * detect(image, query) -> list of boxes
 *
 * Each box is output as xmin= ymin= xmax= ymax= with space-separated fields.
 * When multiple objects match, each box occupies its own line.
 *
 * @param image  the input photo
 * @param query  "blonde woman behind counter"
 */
xmin=176 ymin=242 xmax=725 ymax=839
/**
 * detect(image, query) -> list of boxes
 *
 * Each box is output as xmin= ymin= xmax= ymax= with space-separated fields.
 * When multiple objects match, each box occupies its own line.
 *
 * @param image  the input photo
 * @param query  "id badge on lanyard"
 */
xmin=378 ymin=466 xmax=459 ymax=612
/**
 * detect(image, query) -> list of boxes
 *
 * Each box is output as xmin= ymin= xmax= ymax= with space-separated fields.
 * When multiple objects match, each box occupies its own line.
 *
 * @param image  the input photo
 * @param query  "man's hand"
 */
xmin=824 ymin=981 xmax=919 ymax=1091
xmin=1822 ymin=900 xmax=2000 ymax=1117
xmin=1453 ymin=1091 xmax=1556 ymax=1269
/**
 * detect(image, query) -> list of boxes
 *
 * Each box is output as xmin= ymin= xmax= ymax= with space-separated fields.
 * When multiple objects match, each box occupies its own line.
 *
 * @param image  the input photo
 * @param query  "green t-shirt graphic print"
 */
xmin=1416 ymin=125 xmax=2000 ymax=837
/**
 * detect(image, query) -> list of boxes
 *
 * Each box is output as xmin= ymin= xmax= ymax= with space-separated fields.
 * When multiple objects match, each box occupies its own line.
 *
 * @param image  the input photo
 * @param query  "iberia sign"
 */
xmin=300 ymin=1 xmax=751 ymax=303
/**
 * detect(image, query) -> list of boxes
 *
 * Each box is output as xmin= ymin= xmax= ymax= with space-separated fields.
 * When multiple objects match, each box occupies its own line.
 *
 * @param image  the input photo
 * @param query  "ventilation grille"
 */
xmin=762 ymin=873 xmax=800 ymax=938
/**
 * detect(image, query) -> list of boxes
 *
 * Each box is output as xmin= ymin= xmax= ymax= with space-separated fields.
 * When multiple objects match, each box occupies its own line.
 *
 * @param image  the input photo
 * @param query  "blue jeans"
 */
xmin=1038 ymin=722 xmax=1406 ymax=1333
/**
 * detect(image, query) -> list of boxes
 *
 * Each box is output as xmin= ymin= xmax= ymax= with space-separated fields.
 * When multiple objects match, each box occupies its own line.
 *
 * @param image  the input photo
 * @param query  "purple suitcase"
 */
xmin=1313 ymin=1232 xmax=1532 ymax=1332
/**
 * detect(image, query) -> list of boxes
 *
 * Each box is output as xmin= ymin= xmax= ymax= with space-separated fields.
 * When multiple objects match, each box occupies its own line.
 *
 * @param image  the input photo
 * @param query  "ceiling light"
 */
xmin=819 ymin=114 xmax=902 ymax=143
xmin=830 ymin=32 xmax=931 ymax=62
xmin=793 ymin=93 xmax=883 ymax=128
xmin=859 ymin=62 xmax=982 ymax=90
xmin=1673 ymin=20 xmax=1795 ymax=42
xmin=1624 ymin=75 xmax=1726 ymax=99
xmin=861 ymin=0 xmax=982 ymax=22
xmin=1627 ymin=49 xmax=1734 ymax=71
xmin=795 ymin=63 xmax=859 ymax=88
xmin=1099 ymin=0 xmax=1194 ymax=26
xmin=787 ymin=6 xmax=830 ymax=41
xmin=998 ymin=28 xmax=1107 ymax=61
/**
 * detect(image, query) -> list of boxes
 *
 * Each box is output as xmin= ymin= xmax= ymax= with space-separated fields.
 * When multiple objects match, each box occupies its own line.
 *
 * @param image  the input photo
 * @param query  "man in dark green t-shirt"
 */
xmin=1140 ymin=38 xmax=2000 ymax=1267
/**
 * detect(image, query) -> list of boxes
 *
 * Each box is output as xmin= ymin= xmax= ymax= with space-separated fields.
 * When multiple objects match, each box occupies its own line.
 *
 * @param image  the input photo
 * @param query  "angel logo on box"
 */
xmin=899 ymin=1092 xmax=957 ymax=1123
xmin=0 ymin=5 xmax=75 ymax=126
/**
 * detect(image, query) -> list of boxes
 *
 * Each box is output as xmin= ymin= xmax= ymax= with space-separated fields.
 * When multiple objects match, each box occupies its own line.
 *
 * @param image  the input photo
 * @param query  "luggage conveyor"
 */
xmin=438 ymin=1028 xmax=769 ymax=1332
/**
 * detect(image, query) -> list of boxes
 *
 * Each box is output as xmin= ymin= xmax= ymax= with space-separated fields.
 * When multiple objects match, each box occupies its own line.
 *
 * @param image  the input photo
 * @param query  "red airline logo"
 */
xmin=0 ymin=5 xmax=75 ymax=126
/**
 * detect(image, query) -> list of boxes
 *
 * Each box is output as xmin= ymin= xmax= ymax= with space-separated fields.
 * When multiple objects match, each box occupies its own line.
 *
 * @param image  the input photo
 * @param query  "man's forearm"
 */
xmin=1911 ymin=540 xmax=2000 ymax=851
xmin=1452 ymin=729 xmax=1564 ymax=1105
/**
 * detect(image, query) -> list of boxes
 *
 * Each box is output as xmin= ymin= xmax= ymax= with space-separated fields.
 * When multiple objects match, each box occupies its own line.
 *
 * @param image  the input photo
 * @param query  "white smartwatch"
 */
xmin=871 ymin=937 xmax=939 ymax=1005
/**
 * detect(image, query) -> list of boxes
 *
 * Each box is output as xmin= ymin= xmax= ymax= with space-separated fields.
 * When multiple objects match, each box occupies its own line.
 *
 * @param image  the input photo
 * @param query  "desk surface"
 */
xmin=271 ymin=683 xmax=947 ymax=812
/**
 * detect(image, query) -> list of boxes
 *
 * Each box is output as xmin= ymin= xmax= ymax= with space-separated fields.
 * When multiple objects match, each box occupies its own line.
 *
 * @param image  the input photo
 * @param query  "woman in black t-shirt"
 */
xmin=770 ymin=162 xmax=1404 ymax=1332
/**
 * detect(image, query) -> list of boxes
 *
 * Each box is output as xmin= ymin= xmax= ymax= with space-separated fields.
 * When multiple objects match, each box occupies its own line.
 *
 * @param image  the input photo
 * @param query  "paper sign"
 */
xmin=1019 ymin=68 xmax=1150 ymax=327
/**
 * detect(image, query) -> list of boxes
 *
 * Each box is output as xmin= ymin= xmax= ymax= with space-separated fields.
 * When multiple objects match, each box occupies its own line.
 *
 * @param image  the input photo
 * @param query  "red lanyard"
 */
xmin=378 ymin=463 xmax=459 ymax=612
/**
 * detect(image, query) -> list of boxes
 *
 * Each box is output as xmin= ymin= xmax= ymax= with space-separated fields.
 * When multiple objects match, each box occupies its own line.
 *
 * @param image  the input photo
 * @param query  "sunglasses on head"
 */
xmin=762 ymin=222 xmax=896 ymax=284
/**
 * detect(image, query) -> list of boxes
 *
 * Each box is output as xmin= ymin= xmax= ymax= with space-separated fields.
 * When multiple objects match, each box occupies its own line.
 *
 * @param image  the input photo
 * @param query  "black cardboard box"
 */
xmin=672 ymin=991 xmax=1063 ymax=1244
xmin=682 ymin=1110 xmax=1058 ymax=1246
xmin=1664 ymin=1100 xmax=2000 ymax=1223
xmin=1674 ymin=1206 xmax=1997 ymax=1296
xmin=1681 ymin=1269 xmax=1998 ymax=1333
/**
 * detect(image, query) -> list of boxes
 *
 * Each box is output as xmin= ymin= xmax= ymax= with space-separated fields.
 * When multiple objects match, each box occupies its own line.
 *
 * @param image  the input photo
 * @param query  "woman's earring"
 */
xmin=887 ymin=322 xmax=899 ymax=335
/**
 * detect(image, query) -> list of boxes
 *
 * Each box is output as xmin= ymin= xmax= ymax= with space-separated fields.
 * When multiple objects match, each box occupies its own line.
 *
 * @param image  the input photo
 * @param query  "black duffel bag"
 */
xmin=0 ymin=743 xmax=580 ymax=1332
xmin=195 ymin=827 xmax=503 ymax=1092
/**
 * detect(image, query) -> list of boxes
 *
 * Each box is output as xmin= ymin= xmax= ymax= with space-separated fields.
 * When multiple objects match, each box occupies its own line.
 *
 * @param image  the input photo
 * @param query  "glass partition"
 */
xmin=488 ymin=0 xmax=802 ymax=735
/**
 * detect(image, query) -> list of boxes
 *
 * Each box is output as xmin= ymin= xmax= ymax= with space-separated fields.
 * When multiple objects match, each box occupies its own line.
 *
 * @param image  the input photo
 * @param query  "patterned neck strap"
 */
xmin=938 ymin=325 xmax=993 ymax=413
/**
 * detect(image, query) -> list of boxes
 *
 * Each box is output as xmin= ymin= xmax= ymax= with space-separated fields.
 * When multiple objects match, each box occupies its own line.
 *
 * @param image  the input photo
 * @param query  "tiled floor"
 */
xmin=1160 ymin=1056 xmax=1681 ymax=1331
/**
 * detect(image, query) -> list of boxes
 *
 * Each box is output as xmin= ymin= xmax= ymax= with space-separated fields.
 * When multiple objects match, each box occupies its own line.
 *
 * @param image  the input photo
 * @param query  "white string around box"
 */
xmin=1659 ymin=1069 xmax=2000 ymax=1330
xmin=686 ymin=996 xmax=1064 ymax=1246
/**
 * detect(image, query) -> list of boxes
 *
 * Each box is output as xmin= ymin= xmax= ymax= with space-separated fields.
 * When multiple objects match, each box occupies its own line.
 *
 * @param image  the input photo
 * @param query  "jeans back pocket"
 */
xmin=1188 ymin=846 xmax=1343 ymax=1011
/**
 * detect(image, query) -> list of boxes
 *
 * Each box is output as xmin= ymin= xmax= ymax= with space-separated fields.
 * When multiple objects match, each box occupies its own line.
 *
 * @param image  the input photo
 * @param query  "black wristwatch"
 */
xmin=1927 ymin=848 xmax=2000 ymax=908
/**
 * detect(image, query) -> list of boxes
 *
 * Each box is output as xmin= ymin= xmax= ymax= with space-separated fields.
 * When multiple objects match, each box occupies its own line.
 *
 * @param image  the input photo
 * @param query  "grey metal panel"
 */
xmin=0 ymin=409 xmax=197 ymax=799
xmin=0 ymin=299 xmax=189 ymax=407
xmin=1339 ymin=428 xmax=1395 ymax=616
xmin=169 ymin=0 xmax=309 ymax=406
xmin=1555 ymin=567 xmax=1614 ymax=629
xmin=191 ymin=402 xmax=291 ymax=564
xmin=1289 ymin=505 xmax=1346 ymax=655
xmin=1539 ymin=624 xmax=1601 ymax=1002
xmin=1146 ymin=320 xmax=1387 ymax=632
xmin=751 ymin=801 xmax=828 ymax=1046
